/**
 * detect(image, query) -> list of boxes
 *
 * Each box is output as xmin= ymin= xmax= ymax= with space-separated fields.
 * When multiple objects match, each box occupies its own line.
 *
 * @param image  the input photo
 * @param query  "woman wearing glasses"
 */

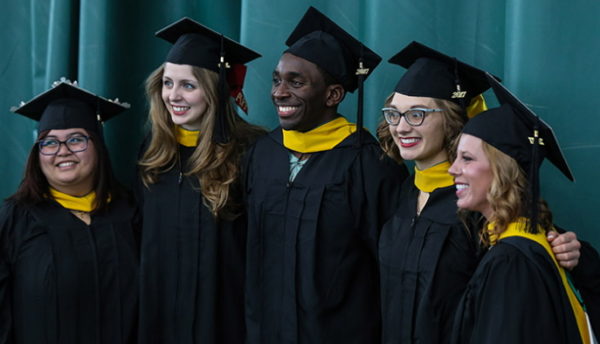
xmin=0 ymin=80 xmax=138 ymax=344
xmin=377 ymin=42 xmax=582 ymax=343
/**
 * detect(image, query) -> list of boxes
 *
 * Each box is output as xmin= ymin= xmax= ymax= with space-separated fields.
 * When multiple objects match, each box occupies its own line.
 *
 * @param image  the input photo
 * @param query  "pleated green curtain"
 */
xmin=0 ymin=0 xmax=241 ymax=197
xmin=1 ymin=0 xmax=599 ymax=246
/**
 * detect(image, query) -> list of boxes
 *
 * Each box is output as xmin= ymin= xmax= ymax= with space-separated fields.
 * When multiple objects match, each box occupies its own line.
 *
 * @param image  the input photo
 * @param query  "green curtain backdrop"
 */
xmin=1 ymin=0 xmax=599 ymax=247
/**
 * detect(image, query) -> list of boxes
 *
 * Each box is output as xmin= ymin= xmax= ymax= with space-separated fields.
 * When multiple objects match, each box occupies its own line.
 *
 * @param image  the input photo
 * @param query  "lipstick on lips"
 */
xmin=399 ymin=137 xmax=420 ymax=148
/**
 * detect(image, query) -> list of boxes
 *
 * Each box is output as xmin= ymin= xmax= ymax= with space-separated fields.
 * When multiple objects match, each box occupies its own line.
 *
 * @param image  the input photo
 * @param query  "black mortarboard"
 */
xmin=284 ymin=6 xmax=381 ymax=93
xmin=390 ymin=41 xmax=492 ymax=108
xmin=284 ymin=6 xmax=381 ymax=144
xmin=156 ymin=17 xmax=261 ymax=143
xmin=462 ymin=73 xmax=573 ymax=233
xmin=463 ymin=73 xmax=574 ymax=181
xmin=155 ymin=17 xmax=261 ymax=72
xmin=11 ymin=79 xmax=129 ymax=134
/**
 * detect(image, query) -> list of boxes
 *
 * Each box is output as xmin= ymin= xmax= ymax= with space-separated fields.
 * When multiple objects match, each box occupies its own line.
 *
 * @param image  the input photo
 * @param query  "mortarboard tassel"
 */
xmin=95 ymin=99 xmax=106 ymax=143
xmin=355 ymin=45 xmax=368 ymax=146
xmin=528 ymin=117 xmax=541 ymax=234
xmin=215 ymin=34 xmax=230 ymax=144
xmin=452 ymin=57 xmax=468 ymax=120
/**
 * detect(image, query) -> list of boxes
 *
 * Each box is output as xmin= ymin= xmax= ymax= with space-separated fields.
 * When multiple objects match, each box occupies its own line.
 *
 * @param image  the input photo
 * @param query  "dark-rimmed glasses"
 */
xmin=382 ymin=107 xmax=444 ymax=126
xmin=38 ymin=135 xmax=90 ymax=155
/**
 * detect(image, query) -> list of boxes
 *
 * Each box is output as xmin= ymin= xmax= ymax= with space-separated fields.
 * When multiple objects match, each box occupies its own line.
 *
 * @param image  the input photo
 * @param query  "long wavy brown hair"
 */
xmin=138 ymin=63 xmax=266 ymax=219
xmin=377 ymin=93 xmax=466 ymax=163
xmin=477 ymin=141 xmax=553 ymax=246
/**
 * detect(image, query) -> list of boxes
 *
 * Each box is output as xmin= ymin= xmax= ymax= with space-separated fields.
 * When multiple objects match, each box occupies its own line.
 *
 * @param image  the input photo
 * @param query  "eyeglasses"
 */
xmin=382 ymin=107 xmax=444 ymax=127
xmin=38 ymin=135 xmax=90 ymax=155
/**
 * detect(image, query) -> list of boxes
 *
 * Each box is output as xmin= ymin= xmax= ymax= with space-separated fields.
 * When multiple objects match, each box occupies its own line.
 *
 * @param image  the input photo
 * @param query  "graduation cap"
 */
xmin=463 ymin=73 xmax=574 ymax=181
xmin=285 ymin=6 xmax=381 ymax=92
xmin=284 ymin=6 xmax=382 ymax=143
xmin=462 ymin=72 xmax=574 ymax=232
xmin=11 ymin=78 xmax=129 ymax=134
xmin=156 ymin=17 xmax=261 ymax=73
xmin=390 ymin=41 xmax=493 ymax=117
xmin=156 ymin=17 xmax=262 ymax=143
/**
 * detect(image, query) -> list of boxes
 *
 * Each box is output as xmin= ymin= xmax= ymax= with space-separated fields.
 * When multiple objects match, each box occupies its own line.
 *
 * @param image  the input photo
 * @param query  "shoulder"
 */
xmin=474 ymin=240 xmax=551 ymax=287
xmin=248 ymin=128 xmax=283 ymax=152
xmin=420 ymin=186 xmax=460 ymax=224
xmin=244 ymin=128 xmax=287 ymax=168
xmin=0 ymin=200 xmax=41 ymax=249
xmin=349 ymin=131 xmax=409 ymax=179
xmin=0 ymin=199 xmax=31 ymax=225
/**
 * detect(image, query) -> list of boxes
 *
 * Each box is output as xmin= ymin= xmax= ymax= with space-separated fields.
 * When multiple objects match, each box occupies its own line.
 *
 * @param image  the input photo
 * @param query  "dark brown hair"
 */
xmin=9 ymin=129 xmax=123 ymax=213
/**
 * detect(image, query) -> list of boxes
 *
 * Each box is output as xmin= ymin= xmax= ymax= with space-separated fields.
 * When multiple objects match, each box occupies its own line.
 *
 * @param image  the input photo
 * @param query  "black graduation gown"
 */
xmin=244 ymin=128 xmax=408 ymax=344
xmin=137 ymin=145 xmax=246 ymax=344
xmin=451 ymin=236 xmax=584 ymax=344
xmin=0 ymin=198 xmax=139 ymax=344
xmin=572 ymin=240 xmax=600 ymax=337
xmin=379 ymin=177 xmax=479 ymax=344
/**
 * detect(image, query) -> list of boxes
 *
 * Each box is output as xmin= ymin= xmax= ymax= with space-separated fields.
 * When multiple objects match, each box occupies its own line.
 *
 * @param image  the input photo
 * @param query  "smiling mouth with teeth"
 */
xmin=57 ymin=161 xmax=77 ymax=168
xmin=455 ymin=184 xmax=469 ymax=190
xmin=277 ymin=106 xmax=299 ymax=117
xmin=172 ymin=105 xmax=190 ymax=113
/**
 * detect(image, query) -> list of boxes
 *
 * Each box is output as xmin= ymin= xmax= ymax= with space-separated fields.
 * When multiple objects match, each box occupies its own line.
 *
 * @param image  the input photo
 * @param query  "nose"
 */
xmin=56 ymin=141 xmax=73 ymax=156
xmin=168 ymin=85 xmax=183 ymax=102
xmin=448 ymin=159 xmax=461 ymax=177
xmin=394 ymin=114 xmax=412 ymax=135
xmin=272 ymin=83 xmax=289 ymax=100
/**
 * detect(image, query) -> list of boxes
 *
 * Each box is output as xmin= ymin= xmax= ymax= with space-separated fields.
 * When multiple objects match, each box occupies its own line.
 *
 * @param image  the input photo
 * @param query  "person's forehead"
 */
xmin=458 ymin=134 xmax=484 ymax=152
xmin=390 ymin=93 xmax=437 ymax=109
xmin=46 ymin=128 xmax=88 ymax=137
xmin=275 ymin=53 xmax=321 ymax=75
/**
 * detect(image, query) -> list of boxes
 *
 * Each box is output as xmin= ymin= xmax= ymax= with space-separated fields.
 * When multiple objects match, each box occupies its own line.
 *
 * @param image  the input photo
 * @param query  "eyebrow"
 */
xmin=388 ymin=104 xmax=432 ymax=111
xmin=162 ymin=76 xmax=197 ymax=84
xmin=44 ymin=132 xmax=87 ymax=139
xmin=273 ymin=70 xmax=303 ymax=79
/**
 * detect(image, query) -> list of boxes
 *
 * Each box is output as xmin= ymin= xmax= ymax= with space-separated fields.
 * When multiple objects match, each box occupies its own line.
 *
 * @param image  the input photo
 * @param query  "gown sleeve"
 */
xmin=455 ymin=245 xmax=570 ymax=344
xmin=0 ymin=202 xmax=15 ymax=344
xmin=554 ymin=224 xmax=600 ymax=335
xmin=571 ymin=240 xmax=600 ymax=336
xmin=353 ymin=145 xmax=408 ymax=254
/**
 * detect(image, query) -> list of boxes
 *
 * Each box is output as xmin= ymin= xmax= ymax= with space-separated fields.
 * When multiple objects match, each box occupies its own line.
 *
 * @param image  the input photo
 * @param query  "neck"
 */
xmin=50 ymin=184 xmax=93 ymax=197
xmin=415 ymin=156 xmax=448 ymax=170
xmin=297 ymin=112 xmax=338 ymax=133
xmin=180 ymin=124 xmax=201 ymax=131
xmin=481 ymin=207 xmax=493 ymax=221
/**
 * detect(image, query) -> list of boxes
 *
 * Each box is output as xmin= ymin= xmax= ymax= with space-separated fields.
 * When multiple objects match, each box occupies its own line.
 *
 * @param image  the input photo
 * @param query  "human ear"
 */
xmin=325 ymin=84 xmax=345 ymax=107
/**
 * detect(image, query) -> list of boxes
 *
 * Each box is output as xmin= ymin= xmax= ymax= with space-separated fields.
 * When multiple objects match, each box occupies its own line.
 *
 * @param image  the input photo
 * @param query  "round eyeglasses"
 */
xmin=38 ymin=135 xmax=90 ymax=155
xmin=381 ymin=107 xmax=444 ymax=127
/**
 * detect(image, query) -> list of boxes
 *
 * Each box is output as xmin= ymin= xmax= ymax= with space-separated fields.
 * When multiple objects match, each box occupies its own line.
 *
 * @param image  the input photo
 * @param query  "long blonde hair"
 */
xmin=138 ymin=63 xmax=265 ymax=219
xmin=478 ymin=141 xmax=553 ymax=246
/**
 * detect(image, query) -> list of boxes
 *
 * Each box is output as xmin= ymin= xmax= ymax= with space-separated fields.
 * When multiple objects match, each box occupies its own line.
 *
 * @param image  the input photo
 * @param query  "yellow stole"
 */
xmin=414 ymin=161 xmax=454 ymax=193
xmin=492 ymin=219 xmax=590 ymax=344
xmin=282 ymin=117 xmax=357 ymax=153
xmin=176 ymin=126 xmax=200 ymax=147
xmin=466 ymin=94 xmax=488 ymax=118
xmin=49 ymin=187 xmax=97 ymax=212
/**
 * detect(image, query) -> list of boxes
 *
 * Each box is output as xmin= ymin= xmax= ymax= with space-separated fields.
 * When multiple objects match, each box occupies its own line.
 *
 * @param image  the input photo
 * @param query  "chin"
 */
xmin=170 ymin=117 xmax=184 ymax=126
xmin=279 ymin=120 xmax=297 ymax=131
xmin=456 ymin=199 xmax=473 ymax=212
xmin=399 ymin=151 xmax=418 ymax=162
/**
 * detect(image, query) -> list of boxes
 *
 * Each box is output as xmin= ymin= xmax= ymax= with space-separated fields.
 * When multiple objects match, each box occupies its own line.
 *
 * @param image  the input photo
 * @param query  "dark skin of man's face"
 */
xmin=271 ymin=53 xmax=343 ymax=132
